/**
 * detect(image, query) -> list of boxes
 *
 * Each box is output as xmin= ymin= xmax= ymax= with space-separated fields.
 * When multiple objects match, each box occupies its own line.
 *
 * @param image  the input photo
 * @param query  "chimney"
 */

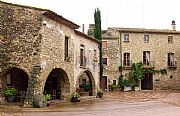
xmin=82 ymin=24 xmax=85 ymax=33
xmin=172 ymin=20 xmax=176 ymax=31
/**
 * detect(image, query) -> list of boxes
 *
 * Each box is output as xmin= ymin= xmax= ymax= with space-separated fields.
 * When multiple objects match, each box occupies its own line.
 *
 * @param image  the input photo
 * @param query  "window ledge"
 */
xmin=123 ymin=41 xmax=130 ymax=43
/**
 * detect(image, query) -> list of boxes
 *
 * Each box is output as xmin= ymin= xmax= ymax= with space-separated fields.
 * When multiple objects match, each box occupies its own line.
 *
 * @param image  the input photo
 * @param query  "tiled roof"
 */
xmin=75 ymin=30 xmax=100 ymax=43
xmin=43 ymin=11 xmax=80 ymax=29
xmin=109 ymin=27 xmax=180 ymax=34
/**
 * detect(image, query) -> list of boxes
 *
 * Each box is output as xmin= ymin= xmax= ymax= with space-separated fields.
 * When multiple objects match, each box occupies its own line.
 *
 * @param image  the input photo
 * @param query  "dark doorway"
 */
xmin=44 ymin=68 xmax=70 ymax=100
xmin=76 ymin=71 xmax=95 ymax=96
xmin=141 ymin=73 xmax=153 ymax=90
xmin=44 ymin=75 xmax=61 ymax=99
xmin=100 ymin=76 xmax=107 ymax=90
xmin=4 ymin=67 xmax=29 ymax=102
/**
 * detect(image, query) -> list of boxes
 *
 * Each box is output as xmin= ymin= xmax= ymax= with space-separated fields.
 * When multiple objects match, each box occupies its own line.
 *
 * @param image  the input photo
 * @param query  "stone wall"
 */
xmin=0 ymin=1 xmax=100 ymax=106
xmin=102 ymin=38 xmax=120 ymax=87
xmin=0 ymin=1 xmax=44 ymax=104
xmin=102 ymin=28 xmax=180 ymax=90
xmin=73 ymin=32 xmax=100 ymax=95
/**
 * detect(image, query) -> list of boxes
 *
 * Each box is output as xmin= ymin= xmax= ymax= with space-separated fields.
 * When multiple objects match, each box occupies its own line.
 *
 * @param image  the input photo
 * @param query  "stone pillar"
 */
xmin=24 ymin=65 xmax=42 ymax=107
xmin=61 ymin=83 xmax=70 ymax=101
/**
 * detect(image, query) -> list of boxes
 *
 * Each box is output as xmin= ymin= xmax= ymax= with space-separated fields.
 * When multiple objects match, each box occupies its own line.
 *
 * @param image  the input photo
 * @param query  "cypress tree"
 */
xmin=94 ymin=8 xmax=103 ymax=81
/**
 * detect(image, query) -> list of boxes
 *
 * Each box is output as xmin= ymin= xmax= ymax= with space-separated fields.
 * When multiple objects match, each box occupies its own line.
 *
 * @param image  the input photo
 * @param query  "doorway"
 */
xmin=141 ymin=73 xmax=153 ymax=90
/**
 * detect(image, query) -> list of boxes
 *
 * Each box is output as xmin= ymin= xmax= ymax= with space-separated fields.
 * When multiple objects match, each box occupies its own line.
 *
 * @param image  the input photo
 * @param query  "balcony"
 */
xmin=123 ymin=60 xmax=132 ymax=69
xmin=142 ymin=61 xmax=155 ymax=69
xmin=168 ymin=61 xmax=177 ymax=69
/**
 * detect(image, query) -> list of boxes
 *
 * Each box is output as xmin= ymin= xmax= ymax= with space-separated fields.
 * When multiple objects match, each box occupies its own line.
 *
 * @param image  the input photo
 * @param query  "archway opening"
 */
xmin=44 ymin=68 xmax=70 ymax=100
xmin=76 ymin=70 xmax=95 ymax=96
xmin=4 ymin=67 xmax=28 ymax=102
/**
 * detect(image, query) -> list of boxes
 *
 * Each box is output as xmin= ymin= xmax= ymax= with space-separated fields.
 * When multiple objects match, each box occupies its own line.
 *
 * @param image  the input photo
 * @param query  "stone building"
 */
xmin=88 ymin=22 xmax=180 ymax=91
xmin=0 ymin=1 xmax=100 ymax=106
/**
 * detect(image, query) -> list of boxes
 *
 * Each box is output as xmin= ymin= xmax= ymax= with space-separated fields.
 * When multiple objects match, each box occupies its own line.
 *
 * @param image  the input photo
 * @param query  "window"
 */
xmin=6 ymin=74 xmax=12 ymax=86
xmin=102 ymin=41 xmax=107 ymax=49
xmin=102 ymin=58 xmax=107 ymax=65
xmin=93 ymin=50 xmax=97 ymax=62
xmin=123 ymin=53 xmax=130 ymax=66
xmin=144 ymin=35 xmax=149 ymax=42
xmin=168 ymin=36 xmax=173 ymax=43
xmin=64 ymin=36 xmax=69 ymax=61
xmin=168 ymin=53 xmax=175 ymax=66
xmin=82 ymin=79 xmax=86 ymax=84
xmin=80 ymin=45 xmax=85 ymax=67
xmin=124 ymin=34 xmax=129 ymax=42
xmin=143 ymin=51 xmax=150 ymax=65
xmin=113 ymin=80 xmax=116 ymax=85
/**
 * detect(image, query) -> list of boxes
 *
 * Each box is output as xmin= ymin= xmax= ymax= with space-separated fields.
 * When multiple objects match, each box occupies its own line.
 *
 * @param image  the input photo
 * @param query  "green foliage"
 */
xmin=97 ymin=89 xmax=103 ymax=94
xmin=132 ymin=62 xmax=144 ymax=80
xmin=118 ymin=75 xmax=123 ymax=88
xmin=79 ymin=83 xmax=91 ymax=92
xmin=127 ymin=62 xmax=167 ymax=86
xmin=45 ymin=94 xmax=51 ymax=101
xmin=122 ymin=79 xmax=134 ymax=87
xmin=4 ymin=87 xmax=18 ymax=97
xmin=71 ymin=92 xmax=80 ymax=99
xmin=111 ymin=84 xmax=120 ymax=91
xmin=94 ymin=8 xmax=103 ymax=81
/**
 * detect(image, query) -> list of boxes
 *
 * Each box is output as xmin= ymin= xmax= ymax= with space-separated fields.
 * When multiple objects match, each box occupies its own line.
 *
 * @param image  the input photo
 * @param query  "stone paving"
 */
xmin=1 ymin=91 xmax=180 ymax=116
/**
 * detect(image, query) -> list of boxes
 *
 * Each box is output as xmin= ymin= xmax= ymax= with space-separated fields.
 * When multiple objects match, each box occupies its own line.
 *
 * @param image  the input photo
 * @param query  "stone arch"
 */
xmin=1 ymin=67 xmax=29 ymax=102
xmin=43 ymin=68 xmax=70 ymax=100
xmin=1 ymin=64 xmax=30 ymax=78
xmin=76 ymin=69 xmax=96 ymax=96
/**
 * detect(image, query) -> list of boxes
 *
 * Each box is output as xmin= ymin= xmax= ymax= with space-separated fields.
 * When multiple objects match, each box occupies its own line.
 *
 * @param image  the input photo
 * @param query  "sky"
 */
xmin=2 ymin=0 xmax=180 ymax=33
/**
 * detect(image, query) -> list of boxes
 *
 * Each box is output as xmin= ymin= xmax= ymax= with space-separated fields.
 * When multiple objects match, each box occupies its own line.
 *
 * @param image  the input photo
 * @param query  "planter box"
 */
xmin=7 ymin=96 xmax=17 ymax=102
xmin=135 ymin=87 xmax=140 ymax=91
xmin=124 ymin=86 xmax=132 ymax=92
xmin=97 ymin=92 xmax=103 ymax=98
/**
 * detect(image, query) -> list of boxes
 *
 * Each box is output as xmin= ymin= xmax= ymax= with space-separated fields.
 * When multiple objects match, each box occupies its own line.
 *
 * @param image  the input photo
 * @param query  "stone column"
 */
xmin=24 ymin=65 xmax=42 ymax=107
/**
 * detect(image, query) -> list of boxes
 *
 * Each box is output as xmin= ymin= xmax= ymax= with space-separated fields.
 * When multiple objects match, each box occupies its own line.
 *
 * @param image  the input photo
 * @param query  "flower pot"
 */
xmin=7 ymin=96 xmax=17 ymax=102
xmin=135 ymin=87 xmax=140 ymax=91
xmin=97 ymin=92 xmax=103 ymax=98
xmin=124 ymin=86 xmax=132 ymax=92
xmin=71 ymin=97 xmax=80 ymax=102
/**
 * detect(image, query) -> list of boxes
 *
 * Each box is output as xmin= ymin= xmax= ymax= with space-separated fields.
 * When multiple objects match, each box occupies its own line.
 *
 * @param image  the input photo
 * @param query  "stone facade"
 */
xmin=88 ymin=24 xmax=180 ymax=90
xmin=0 ymin=1 xmax=99 ymax=106
xmin=101 ymin=27 xmax=180 ymax=90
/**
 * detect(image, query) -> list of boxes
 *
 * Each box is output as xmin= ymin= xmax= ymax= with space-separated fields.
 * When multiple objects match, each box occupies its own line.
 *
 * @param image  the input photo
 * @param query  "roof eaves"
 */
xmin=43 ymin=11 xmax=80 ymax=29
xmin=75 ymin=30 xmax=100 ymax=43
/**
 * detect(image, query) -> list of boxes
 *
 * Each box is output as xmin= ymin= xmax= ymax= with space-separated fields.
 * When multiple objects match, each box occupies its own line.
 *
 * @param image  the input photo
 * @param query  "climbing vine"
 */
xmin=126 ymin=62 xmax=167 ymax=86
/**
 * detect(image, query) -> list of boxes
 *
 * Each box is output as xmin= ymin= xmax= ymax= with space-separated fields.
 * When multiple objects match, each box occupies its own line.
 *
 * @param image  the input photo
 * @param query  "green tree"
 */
xmin=94 ymin=8 xmax=103 ymax=80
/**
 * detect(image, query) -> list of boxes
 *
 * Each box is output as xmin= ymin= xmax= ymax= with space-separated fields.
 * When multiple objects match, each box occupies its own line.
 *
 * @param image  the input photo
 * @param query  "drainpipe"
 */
xmin=119 ymin=31 xmax=122 ymax=68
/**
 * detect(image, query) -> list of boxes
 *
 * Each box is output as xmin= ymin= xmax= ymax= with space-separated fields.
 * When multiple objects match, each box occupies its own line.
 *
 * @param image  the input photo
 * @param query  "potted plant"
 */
xmin=45 ymin=94 xmax=51 ymax=106
xmin=122 ymin=79 xmax=133 ymax=92
xmin=97 ymin=89 xmax=103 ymax=98
xmin=4 ymin=87 xmax=18 ymax=102
xmin=71 ymin=92 xmax=80 ymax=102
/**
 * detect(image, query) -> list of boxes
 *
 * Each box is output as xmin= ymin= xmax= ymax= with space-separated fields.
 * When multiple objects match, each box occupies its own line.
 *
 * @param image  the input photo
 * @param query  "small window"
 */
xmin=102 ymin=58 xmax=107 ymax=65
xmin=113 ymin=80 xmax=116 ymax=85
xmin=80 ymin=45 xmax=85 ymax=67
xmin=144 ymin=35 xmax=149 ymax=42
xmin=6 ymin=74 xmax=12 ymax=86
xmin=82 ymin=79 xmax=86 ymax=84
xmin=102 ymin=41 xmax=107 ymax=49
xmin=93 ymin=50 xmax=97 ymax=62
xmin=124 ymin=34 xmax=129 ymax=42
xmin=168 ymin=36 xmax=173 ymax=43
xmin=64 ymin=36 xmax=69 ymax=61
